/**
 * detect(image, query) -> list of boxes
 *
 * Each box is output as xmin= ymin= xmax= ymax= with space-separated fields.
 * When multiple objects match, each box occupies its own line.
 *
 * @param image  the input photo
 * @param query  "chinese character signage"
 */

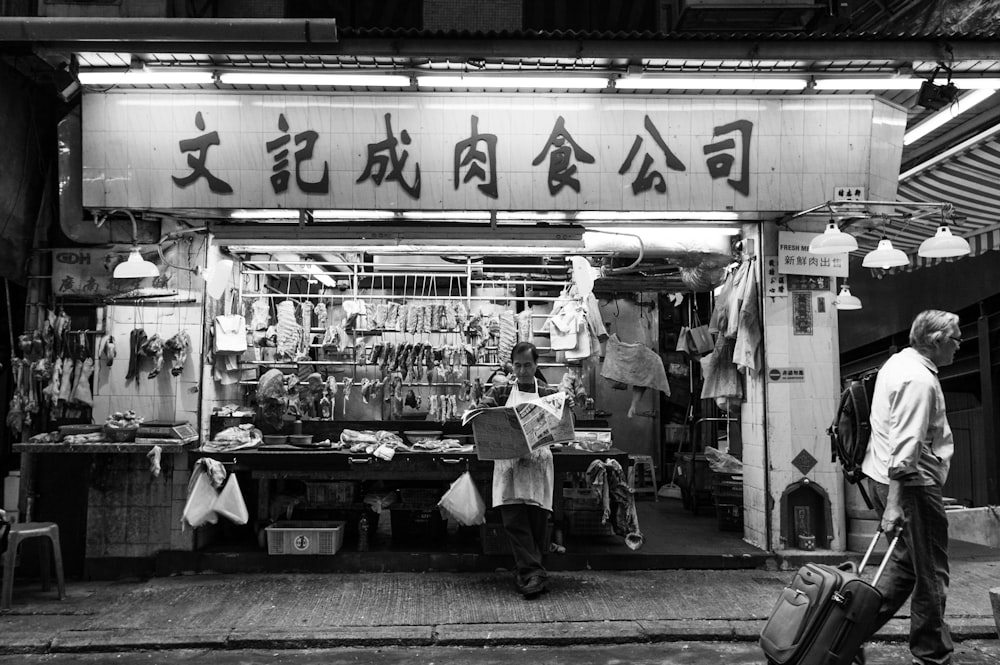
xmin=80 ymin=94 xmax=904 ymax=212
xmin=51 ymin=248 xmax=156 ymax=296
xmin=777 ymin=231 xmax=849 ymax=278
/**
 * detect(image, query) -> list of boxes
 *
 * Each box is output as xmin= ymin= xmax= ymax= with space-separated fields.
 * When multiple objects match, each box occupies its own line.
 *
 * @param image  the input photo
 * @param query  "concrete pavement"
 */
xmin=2 ymin=545 xmax=998 ymax=656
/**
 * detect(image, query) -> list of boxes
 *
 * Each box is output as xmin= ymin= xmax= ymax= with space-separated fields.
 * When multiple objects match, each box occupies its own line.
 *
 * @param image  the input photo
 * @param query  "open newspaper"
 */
xmin=462 ymin=391 xmax=575 ymax=461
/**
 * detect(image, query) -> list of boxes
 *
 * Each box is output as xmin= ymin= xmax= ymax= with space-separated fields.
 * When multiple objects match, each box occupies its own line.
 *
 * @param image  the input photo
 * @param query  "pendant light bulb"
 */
xmin=113 ymin=246 xmax=160 ymax=279
xmin=834 ymin=284 xmax=862 ymax=311
xmin=918 ymin=225 xmax=971 ymax=258
xmin=862 ymin=239 xmax=910 ymax=269
xmin=808 ymin=221 xmax=858 ymax=255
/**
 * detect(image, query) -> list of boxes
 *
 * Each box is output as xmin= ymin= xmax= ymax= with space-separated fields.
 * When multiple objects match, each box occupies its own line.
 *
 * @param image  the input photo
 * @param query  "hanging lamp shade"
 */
xmin=834 ymin=285 xmax=862 ymax=310
xmin=113 ymin=247 xmax=160 ymax=278
xmin=917 ymin=225 xmax=971 ymax=258
xmin=201 ymin=258 xmax=234 ymax=300
xmin=862 ymin=239 xmax=910 ymax=269
xmin=808 ymin=222 xmax=858 ymax=255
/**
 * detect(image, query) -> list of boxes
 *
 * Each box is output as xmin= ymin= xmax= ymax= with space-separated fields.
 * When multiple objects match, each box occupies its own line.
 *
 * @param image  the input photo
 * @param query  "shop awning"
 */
xmin=893 ymin=133 xmax=1000 ymax=268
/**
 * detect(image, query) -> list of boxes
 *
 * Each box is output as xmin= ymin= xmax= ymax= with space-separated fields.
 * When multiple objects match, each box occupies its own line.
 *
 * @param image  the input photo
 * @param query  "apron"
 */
xmin=491 ymin=379 xmax=554 ymax=511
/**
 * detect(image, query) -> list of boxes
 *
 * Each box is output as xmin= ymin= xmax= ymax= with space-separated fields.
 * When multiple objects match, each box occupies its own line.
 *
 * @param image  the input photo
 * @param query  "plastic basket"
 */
xmin=306 ymin=481 xmax=359 ymax=505
xmin=565 ymin=508 xmax=615 ymax=537
xmin=265 ymin=520 xmax=345 ymax=555
xmin=562 ymin=488 xmax=602 ymax=512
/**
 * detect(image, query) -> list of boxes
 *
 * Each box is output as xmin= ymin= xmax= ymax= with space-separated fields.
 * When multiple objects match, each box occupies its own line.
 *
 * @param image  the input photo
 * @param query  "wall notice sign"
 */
xmin=777 ymin=231 xmax=849 ymax=277
xmin=768 ymin=367 xmax=806 ymax=383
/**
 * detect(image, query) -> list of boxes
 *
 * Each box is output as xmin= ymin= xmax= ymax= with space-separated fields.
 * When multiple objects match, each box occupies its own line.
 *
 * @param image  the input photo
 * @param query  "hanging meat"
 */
xmin=142 ymin=334 xmax=165 ymax=379
xmin=164 ymin=331 xmax=192 ymax=376
xmin=256 ymin=369 xmax=288 ymax=429
xmin=275 ymin=300 xmax=300 ymax=360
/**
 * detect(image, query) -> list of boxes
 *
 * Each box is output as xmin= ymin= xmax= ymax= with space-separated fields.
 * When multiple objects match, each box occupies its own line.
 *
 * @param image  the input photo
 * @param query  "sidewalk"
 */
xmin=2 ymin=544 xmax=998 ymax=655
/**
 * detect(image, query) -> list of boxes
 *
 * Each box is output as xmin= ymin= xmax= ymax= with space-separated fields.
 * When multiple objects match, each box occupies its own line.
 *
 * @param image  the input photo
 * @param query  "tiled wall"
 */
xmin=85 ymin=450 xmax=191 ymax=557
xmin=739 ymin=224 xmax=768 ymax=549
xmin=760 ymin=221 xmax=845 ymax=551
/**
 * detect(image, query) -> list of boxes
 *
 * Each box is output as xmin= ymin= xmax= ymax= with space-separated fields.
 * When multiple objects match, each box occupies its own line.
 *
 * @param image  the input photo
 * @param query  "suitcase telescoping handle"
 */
xmin=857 ymin=527 xmax=900 ymax=585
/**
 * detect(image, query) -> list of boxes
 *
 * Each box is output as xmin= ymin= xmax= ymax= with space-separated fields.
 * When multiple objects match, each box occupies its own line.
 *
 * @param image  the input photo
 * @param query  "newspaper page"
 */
xmin=463 ymin=392 xmax=575 ymax=461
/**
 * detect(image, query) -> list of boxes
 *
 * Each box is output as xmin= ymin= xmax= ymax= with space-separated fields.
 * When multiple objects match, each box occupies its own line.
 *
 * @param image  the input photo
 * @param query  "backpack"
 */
xmin=828 ymin=371 xmax=878 ymax=509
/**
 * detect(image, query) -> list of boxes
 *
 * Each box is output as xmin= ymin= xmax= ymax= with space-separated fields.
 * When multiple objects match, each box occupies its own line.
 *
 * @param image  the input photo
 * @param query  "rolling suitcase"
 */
xmin=760 ymin=530 xmax=899 ymax=665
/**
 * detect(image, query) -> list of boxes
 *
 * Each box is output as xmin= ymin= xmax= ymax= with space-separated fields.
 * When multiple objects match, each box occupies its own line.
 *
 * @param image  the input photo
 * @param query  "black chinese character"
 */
xmin=531 ymin=116 xmax=594 ymax=195
xmin=702 ymin=119 xmax=753 ymax=196
xmin=265 ymin=114 xmax=330 ymax=195
xmin=172 ymin=111 xmax=233 ymax=194
xmin=356 ymin=113 xmax=421 ymax=199
xmin=454 ymin=115 xmax=498 ymax=199
xmin=618 ymin=115 xmax=687 ymax=195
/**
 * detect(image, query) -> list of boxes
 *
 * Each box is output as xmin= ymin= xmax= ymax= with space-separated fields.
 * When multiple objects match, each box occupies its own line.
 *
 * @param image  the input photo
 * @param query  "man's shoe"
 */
xmin=520 ymin=575 xmax=547 ymax=599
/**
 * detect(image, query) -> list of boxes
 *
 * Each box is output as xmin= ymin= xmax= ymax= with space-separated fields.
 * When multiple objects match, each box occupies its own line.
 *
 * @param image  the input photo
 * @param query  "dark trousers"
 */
xmin=499 ymin=503 xmax=549 ymax=589
xmin=867 ymin=479 xmax=953 ymax=665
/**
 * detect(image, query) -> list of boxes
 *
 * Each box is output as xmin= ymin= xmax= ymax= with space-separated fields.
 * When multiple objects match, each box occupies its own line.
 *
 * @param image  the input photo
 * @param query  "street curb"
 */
xmin=2 ymin=618 xmax=994 ymax=654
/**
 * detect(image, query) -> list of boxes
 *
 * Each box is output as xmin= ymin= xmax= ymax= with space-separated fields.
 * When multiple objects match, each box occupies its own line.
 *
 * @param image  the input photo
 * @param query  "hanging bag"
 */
xmin=686 ymin=309 xmax=715 ymax=356
xmin=437 ymin=471 xmax=486 ymax=526
xmin=212 ymin=473 xmax=249 ymax=525
xmin=181 ymin=467 xmax=220 ymax=529
xmin=214 ymin=293 xmax=248 ymax=354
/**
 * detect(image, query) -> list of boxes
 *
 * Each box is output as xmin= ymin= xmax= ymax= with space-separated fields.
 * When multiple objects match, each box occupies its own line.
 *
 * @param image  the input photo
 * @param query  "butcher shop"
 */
xmin=5 ymin=55 xmax=911 ymax=578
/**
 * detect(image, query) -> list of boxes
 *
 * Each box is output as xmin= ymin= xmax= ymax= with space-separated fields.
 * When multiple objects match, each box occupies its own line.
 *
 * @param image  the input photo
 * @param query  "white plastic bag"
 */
xmin=437 ymin=471 xmax=486 ymax=526
xmin=212 ymin=473 xmax=249 ymax=525
xmin=181 ymin=467 xmax=219 ymax=529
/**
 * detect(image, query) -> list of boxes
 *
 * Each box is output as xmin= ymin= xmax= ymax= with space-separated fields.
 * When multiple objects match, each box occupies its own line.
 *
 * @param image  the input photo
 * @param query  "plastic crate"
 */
xmin=265 ymin=520 xmax=345 ymax=555
xmin=716 ymin=503 xmax=744 ymax=532
xmin=565 ymin=508 xmax=615 ymax=537
xmin=397 ymin=487 xmax=442 ymax=507
xmin=306 ymin=481 xmax=359 ymax=505
xmin=390 ymin=504 xmax=447 ymax=544
xmin=562 ymin=488 xmax=602 ymax=511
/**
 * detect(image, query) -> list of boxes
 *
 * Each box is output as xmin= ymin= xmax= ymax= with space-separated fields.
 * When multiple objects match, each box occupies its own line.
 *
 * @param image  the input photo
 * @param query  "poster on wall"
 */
xmin=51 ymin=248 xmax=163 ymax=297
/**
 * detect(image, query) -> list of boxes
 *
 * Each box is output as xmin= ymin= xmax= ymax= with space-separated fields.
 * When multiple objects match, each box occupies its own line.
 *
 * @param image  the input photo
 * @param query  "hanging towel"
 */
xmin=600 ymin=334 xmax=670 ymax=396
xmin=585 ymin=458 xmax=643 ymax=550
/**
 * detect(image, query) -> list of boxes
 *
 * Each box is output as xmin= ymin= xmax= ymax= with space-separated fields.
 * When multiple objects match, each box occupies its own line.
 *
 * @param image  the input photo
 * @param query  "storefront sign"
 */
xmin=80 ymin=93 xmax=904 ymax=212
xmin=52 ymin=248 xmax=149 ymax=296
xmin=777 ymin=231 xmax=849 ymax=277
xmin=767 ymin=367 xmax=806 ymax=383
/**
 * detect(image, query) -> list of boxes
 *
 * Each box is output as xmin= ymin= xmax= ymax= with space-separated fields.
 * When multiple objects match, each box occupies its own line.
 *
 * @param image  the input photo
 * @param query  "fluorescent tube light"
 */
xmin=229 ymin=210 xmax=301 ymax=220
xmin=416 ymin=76 xmax=609 ymax=90
xmin=615 ymin=77 xmax=807 ymax=91
xmin=230 ymin=244 xmax=581 ymax=256
xmin=573 ymin=211 xmax=742 ymax=222
xmin=78 ymin=69 xmax=216 ymax=86
xmin=311 ymin=210 xmax=398 ymax=220
xmin=903 ymin=89 xmax=997 ymax=145
xmin=584 ymin=226 xmax=741 ymax=238
xmin=218 ymin=72 xmax=412 ymax=87
xmin=813 ymin=78 xmax=924 ymax=91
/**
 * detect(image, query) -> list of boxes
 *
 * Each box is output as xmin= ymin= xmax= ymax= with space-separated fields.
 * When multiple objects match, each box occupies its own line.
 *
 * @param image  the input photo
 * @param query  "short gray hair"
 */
xmin=909 ymin=310 xmax=960 ymax=350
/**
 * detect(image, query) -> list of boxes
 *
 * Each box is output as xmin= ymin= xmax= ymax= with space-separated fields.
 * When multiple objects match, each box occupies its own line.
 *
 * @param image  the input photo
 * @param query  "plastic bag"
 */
xmin=437 ymin=471 xmax=486 ymax=526
xmin=212 ymin=473 xmax=249 ymax=525
xmin=704 ymin=445 xmax=743 ymax=474
xmin=181 ymin=467 xmax=219 ymax=529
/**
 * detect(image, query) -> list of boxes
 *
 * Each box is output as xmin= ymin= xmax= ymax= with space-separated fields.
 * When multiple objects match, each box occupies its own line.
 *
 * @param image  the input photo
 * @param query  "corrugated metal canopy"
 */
xmin=895 ymin=135 xmax=1000 ymax=267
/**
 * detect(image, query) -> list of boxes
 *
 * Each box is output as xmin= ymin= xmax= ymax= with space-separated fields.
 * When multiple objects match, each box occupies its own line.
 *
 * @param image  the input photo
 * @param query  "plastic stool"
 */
xmin=627 ymin=455 xmax=658 ymax=502
xmin=1 ymin=522 xmax=66 ymax=609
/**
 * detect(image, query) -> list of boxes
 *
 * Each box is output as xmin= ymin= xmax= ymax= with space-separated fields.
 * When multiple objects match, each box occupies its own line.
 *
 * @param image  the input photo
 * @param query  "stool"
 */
xmin=627 ymin=455 xmax=658 ymax=502
xmin=1 ymin=522 xmax=65 ymax=609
